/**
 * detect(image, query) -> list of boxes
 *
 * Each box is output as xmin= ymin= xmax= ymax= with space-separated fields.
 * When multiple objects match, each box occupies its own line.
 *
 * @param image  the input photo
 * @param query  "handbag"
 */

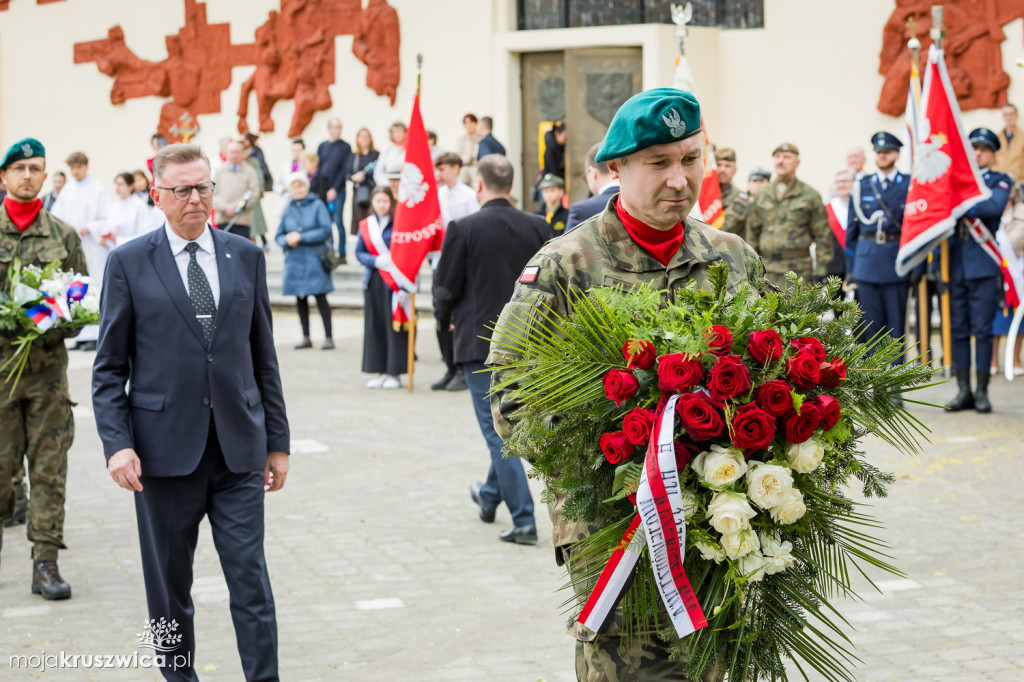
xmin=355 ymin=183 xmax=372 ymax=206
xmin=319 ymin=246 xmax=341 ymax=273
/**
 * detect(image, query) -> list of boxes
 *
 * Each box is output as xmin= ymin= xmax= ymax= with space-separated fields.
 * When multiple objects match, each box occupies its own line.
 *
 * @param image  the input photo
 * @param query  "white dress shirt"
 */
xmin=438 ymin=182 xmax=480 ymax=226
xmin=874 ymin=168 xmax=898 ymax=190
xmin=165 ymin=223 xmax=220 ymax=306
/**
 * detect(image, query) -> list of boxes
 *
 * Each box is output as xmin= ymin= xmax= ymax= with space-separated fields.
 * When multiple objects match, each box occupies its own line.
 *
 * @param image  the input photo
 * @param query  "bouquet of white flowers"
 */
xmin=0 ymin=257 xmax=99 ymax=394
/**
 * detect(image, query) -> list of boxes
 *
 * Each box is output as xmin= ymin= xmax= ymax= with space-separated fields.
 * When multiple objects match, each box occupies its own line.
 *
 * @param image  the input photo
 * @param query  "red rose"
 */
xmin=622 ymin=339 xmax=657 ymax=370
xmin=730 ymin=402 xmax=776 ymax=452
xmin=811 ymin=395 xmax=841 ymax=431
xmin=783 ymin=403 xmax=821 ymax=444
xmin=791 ymin=337 xmax=826 ymax=363
xmin=674 ymin=438 xmax=700 ymax=471
xmin=604 ymin=369 xmax=640 ymax=407
xmin=819 ymin=358 xmax=847 ymax=389
xmin=703 ymin=325 xmax=733 ymax=355
xmin=753 ymin=380 xmax=794 ymax=417
xmin=675 ymin=392 xmax=725 ymax=441
xmin=707 ymin=354 xmax=752 ymax=402
xmin=748 ymin=329 xmax=784 ymax=364
xmin=622 ymin=408 xmax=656 ymax=445
xmin=787 ymin=353 xmax=821 ymax=389
xmin=657 ymin=354 xmax=704 ymax=393
xmin=600 ymin=431 xmax=634 ymax=464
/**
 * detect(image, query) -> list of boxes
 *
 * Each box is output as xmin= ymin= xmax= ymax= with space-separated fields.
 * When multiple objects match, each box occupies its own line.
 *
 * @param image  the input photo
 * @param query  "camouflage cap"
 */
xmin=537 ymin=173 xmax=564 ymax=189
xmin=1 ymin=138 xmax=45 ymax=170
xmin=595 ymin=88 xmax=701 ymax=163
xmin=716 ymin=147 xmax=736 ymax=162
xmin=771 ymin=142 xmax=799 ymax=156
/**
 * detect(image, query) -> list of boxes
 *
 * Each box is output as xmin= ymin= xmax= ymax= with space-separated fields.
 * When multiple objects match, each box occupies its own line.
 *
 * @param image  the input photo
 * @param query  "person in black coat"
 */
xmin=432 ymin=155 xmax=549 ymax=546
xmin=566 ymin=142 xmax=620 ymax=232
xmin=347 ymin=127 xmax=379 ymax=235
xmin=542 ymin=121 xmax=566 ymax=179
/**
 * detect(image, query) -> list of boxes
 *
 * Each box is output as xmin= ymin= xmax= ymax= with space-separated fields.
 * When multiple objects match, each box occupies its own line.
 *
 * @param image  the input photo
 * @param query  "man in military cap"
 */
xmin=745 ymin=143 xmax=832 ymax=287
xmin=488 ymin=88 xmax=761 ymax=681
xmin=944 ymin=128 xmax=1012 ymax=413
xmin=0 ymin=138 xmax=86 ymax=600
xmin=722 ymin=167 xmax=770 ymax=236
xmin=845 ymin=132 xmax=912 ymax=365
xmin=536 ymin=173 xmax=569 ymax=237
xmin=715 ymin=146 xmax=739 ymax=207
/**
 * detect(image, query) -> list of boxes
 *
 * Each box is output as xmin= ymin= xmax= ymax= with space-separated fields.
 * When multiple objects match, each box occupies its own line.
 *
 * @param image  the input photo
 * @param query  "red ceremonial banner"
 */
xmin=896 ymin=45 xmax=990 ymax=276
xmin=391 ymin=94 xmax=445 ymax=287
xmin=697 ymin=119 xmax=724 ymax=228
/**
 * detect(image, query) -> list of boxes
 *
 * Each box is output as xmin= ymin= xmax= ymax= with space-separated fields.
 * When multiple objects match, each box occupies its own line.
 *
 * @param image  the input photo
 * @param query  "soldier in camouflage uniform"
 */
xmin=487 ymin=89 xmax=761 ymax=682
xmin=745 ymin=143 xmax=832 ymax=288
xmin=721 ymin=167 xmax=770 ymax=237
xmin=714 ymin=146 xmax=739 ymax=208
xmin=3 ymin=461 xmax=28 ymax=527
xmin=0 ymin=138 xmax=85 ymax=600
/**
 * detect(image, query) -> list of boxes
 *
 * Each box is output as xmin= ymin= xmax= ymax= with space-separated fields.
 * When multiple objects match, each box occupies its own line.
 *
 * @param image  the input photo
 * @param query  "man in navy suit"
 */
xmin=92 ymin=144 xmax=289 ymax=681
xmin=845 ymin=132 xmax=912 ymax=367
xmin=943 ymin=128 xmax=1012 ymax=413
xmin=565 ymin=143 xmax=620 ymax=232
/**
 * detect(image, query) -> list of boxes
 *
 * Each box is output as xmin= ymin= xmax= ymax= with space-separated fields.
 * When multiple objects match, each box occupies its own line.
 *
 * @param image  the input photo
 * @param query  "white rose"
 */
xmin=738 ymin=550 xmax=769 ymax=582
xmin=759 ymin=531 xmax=795 ymax=575
xmin=745 ymin=461 xmax=794 ymax=510
xmin=80 ymin=290 xmax=100 ymax=314
xmin=694 ymin=540 xmax=726 ymax=563
xmin=692 ymin=444 xmax=747 ymax=487
xmin=768 ymin=488 xmax=807 ymax=525
xmin=40 ymin=278 xmax=63 ymax=296
xmin=786 ymin=438 xmax=825 ymax=474
xmin=706 ymin=492 xmax=756 ymax=535
xmin=720 ymin=528 xmax=760 ymax=559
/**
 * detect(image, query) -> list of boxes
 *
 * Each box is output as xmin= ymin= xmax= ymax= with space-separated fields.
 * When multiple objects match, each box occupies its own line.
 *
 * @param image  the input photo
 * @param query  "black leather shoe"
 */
xmin=431 ymin=369 xmax=455 ymax=391
xmin=4 ymin=496 xmax=27 ymax=528
xmin=945 ymin=369 xmax=974 ymax=411
xmin=470 ymin=482 xmax=496 ymax=523
xmin=499 ymin=525 xmax=538 ymax=545
xmin=32 ymin=559 xmax=72 ymax=600
xmin=974 ymin=371 xmax=992 ymax=413
xmin=445 ymin=372 xmax=468 ymax=392
xmin=79 ymin=341 xmax=97 ymax=351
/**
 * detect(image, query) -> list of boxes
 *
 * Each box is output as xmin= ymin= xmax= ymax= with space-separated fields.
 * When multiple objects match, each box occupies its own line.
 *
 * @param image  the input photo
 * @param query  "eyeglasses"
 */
xmin=156 ymin=182 xmax=215 ymax=201
xmin=5 ymin=163 xmax=45 ymax=176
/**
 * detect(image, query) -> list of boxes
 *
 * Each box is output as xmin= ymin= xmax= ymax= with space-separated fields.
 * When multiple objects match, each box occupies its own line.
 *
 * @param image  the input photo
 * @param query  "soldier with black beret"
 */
xmin=0 ymin=138 xmax=86 ymax=600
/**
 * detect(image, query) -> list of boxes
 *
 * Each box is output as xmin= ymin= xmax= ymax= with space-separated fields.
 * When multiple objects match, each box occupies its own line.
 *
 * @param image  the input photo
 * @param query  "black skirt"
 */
xmin=362 ymin=269 xmax=409 ymax=376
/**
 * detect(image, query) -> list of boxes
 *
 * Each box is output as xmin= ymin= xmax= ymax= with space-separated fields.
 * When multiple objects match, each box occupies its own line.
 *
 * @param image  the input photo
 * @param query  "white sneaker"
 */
xmin=380 ymin=375 xmax=401 ymax=390
xmin=366 ymin=374 xmax=387 ymax=389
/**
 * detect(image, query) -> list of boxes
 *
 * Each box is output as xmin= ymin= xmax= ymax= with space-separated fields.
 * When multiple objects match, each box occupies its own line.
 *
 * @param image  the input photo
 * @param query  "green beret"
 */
xmin=1 ymin=138 xmax=45 ymax=170
xmin=537 ymin=173 xmax=564 ymax=189
xmin=595 ymin=88 xmax=701 ymax=163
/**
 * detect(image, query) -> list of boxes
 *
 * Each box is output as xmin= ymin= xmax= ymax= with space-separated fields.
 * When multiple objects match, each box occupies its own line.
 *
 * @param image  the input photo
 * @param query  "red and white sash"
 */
xmin=826 ymin=198 xmax=848 ymax=249
xmin=360 ymin=215 xmax=416 ymax=330
xmin=577 ymin=394 xmax=708 ymax=638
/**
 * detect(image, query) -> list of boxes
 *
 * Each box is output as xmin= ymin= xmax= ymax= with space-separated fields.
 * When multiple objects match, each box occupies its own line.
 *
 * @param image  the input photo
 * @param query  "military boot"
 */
xmin=32 ymin=559 xmax=72 ymax=600
xmin=4 ymin=496 xmax=28 ymax=528
xmin=945 ymin=369 xmax=974 ymax=411
xmin=974 ymin=371 xmax=992 ymax=413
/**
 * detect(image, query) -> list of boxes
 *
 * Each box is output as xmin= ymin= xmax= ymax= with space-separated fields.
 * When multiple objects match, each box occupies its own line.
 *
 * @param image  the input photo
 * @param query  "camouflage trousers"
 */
xmin=0 ymin=342 xmax=73 ymax=560
xmin=575 ymin=635 xmax=725 ymax=682
xmin=11 ymin=457 xmax=27 ymax=499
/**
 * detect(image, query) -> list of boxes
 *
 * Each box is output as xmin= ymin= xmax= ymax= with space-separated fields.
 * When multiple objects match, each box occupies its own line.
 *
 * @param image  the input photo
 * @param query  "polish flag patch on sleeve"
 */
xmin=519 ymin=265 xmax=541 ymax=284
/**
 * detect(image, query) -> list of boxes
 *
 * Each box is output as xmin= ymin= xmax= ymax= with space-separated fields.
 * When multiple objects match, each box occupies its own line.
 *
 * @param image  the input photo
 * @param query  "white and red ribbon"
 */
xmin=577 ymin=394 xmax=708 ymax=637
xmin=359 ymin=215 xmax=416 ymax=329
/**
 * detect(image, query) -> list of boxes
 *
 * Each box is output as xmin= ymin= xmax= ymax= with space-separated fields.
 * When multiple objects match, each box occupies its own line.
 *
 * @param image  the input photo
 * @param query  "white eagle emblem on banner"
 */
xmin=912 ymin=117 xmax=951 ymax=185
xmin=398 ymin=162 xmax=429 ymax=207
xmin=662 ymin=109 xmax=686 ymax=138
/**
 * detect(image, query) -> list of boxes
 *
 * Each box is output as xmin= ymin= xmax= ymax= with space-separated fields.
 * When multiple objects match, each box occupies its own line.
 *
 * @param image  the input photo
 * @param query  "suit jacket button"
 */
xmin=202 ymin=397 xmax=210 ymax=406
xmin=207 ymin=354 xmax=214 ymax=363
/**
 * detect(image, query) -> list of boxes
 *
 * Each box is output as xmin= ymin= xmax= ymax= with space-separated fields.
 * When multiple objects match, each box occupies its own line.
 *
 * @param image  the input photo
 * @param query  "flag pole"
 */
xmin=907 ymin=19 xmax=929 ymax=366
xmin=407 ymin=53 xmax=423 ymax=394
xmin=931 ymin=5 xmax=953 ymax=379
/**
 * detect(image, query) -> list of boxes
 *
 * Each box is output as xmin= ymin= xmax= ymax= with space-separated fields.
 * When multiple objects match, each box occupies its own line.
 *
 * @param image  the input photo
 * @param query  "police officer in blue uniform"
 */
xmin=846 ymin=132 xmax=912 ymax=365
xmin=943 ymin=128 xmax=1012 ymax=413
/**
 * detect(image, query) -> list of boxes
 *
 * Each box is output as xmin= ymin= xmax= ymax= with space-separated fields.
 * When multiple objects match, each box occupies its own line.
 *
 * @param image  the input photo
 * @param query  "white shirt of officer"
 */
xmin=165 ymin=223 xmax=221 ymax=306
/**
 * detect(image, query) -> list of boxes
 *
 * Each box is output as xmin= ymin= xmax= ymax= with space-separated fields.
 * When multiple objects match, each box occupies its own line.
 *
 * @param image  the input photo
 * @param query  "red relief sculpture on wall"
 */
xmin=878 ymin=0 xmax=1024 ymax=116
xmin=0 ymin=0 xmax=66 ymax=10
xmin=72 ymin=0 xmax=401 ymax=142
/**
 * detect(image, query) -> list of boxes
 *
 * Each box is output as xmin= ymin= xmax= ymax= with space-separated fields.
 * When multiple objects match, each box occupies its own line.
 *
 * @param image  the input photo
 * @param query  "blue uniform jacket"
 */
xmin=845 ymin=172 xmax=910 ymax=284
xmin=355 ymin=215 xmax=393 ymax=288
xmin=946 ymin=169 xmax=1012 ymax=282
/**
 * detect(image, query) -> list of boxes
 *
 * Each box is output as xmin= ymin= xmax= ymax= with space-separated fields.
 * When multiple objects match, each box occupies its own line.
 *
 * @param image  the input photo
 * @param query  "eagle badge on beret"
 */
xmin=21 ymin=142 xmax=32 ymax=158
xmin=662 ymin=109 xmax=686 ymax=138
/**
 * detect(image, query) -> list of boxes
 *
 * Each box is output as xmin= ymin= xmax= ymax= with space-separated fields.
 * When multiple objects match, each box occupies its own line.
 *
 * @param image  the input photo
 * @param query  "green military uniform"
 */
xmin=718 ymin=181 xmax=739 ymax=209
xmin=745 ymin=176 xmax=831 ymax=287
xmin=721 ymin=189 xmax=751 ymax=236
xmin=0 ymin=203 xmax=86 ymax=561
xmin=488 ymin=205 xmax=759 ymax=682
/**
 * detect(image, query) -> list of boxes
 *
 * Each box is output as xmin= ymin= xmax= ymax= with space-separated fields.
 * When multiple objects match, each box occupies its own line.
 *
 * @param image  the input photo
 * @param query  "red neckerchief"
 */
xmin=615 ymin=198 xmax=684 ymax=266
xmin=4 ymin=195 xmax=42 ymax=232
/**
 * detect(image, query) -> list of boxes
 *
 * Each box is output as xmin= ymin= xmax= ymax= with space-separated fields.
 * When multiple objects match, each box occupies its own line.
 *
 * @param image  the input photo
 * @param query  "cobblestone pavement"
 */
xmin=0 ymin=311 xmax=1021 ymax=681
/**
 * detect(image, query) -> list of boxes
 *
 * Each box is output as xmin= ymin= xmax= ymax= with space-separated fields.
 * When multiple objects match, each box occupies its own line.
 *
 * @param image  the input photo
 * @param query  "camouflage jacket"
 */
xmin=0 ymin=206 xmax=87 ymax=354
xmin=745 ymin=178 xmax=832 ymax=278
xmin=487 ymin=198 xmax=761 ymax=554
xmin=719 ymin=181 xmax=739 ymax=209
xmin=721 ymin=189 xmax=751 ymax=236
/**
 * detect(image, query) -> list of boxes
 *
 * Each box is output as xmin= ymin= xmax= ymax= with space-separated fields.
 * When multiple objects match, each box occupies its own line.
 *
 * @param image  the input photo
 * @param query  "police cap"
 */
xmin=595 ymin=88 xmax=701 ymax=163
xmin=1 ymin=138 xmax=45 ymax=170
xmin=537 ymin=173 xmax=564 ymax=190
xmin=871 ymin=131 xmax=903 ymax=152
xmin=749 ymin=167 xmax=771 ymax=181
xmin=969 ymin=127 xmax=1000 ymax=151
